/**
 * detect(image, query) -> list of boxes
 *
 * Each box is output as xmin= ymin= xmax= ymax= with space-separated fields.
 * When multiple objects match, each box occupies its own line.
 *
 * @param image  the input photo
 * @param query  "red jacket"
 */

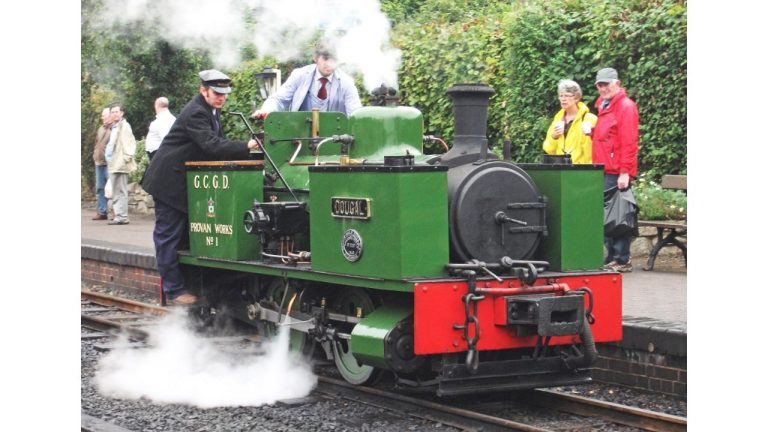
xmin=592 ymin=88 xmax=639 ymax=177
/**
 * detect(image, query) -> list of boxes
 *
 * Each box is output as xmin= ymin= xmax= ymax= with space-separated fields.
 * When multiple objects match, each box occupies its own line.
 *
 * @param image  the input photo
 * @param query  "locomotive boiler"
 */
xmin=178 ymin=84 xmax=622 ymax=395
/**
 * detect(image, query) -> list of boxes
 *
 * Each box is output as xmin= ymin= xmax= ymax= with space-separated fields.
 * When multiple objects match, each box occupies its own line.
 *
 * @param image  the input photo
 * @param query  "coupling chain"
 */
xmin=458 ymin=270 xmax=484 ymax=373
xmin=461 ymin=291 xmax=485 ymax=373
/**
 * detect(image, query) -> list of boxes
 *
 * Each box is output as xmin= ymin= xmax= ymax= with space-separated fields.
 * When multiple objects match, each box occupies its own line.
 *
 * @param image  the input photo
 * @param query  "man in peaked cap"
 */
xmin=142 ymin=69 xmax=260 ymax=306
xmin=251 ymin=39 xmax=362 ymax=118
xmin=199 ymin=69 xmax=232 ymax=94
xmin=591 ymin=67 xmax=639 ymax=273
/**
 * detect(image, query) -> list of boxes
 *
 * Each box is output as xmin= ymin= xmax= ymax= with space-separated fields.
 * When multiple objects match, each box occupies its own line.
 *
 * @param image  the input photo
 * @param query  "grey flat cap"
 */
xmin=199 ymin=69 xmax=232 ymax=94
xmin=595 ymin=67 xmax=619 ymax=84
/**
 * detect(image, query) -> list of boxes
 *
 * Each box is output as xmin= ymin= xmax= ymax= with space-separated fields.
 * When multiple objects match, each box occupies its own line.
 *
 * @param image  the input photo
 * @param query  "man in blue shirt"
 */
xmin=251 ymin=41 xmax=362 ymax=118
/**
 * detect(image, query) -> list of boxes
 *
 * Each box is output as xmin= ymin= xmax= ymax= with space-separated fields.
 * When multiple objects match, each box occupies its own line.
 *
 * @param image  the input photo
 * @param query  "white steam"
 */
xmin=94 ymin=309 xmax=317 ymax=408
xmin=93 ymin=0 xmax=400 ymax=91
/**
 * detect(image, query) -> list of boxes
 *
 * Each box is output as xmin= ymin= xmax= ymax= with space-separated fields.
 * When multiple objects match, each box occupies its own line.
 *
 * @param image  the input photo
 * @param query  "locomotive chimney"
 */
xmin=439 ymin=84 xmax=497 ymax=167
xmin=370 ymin=84 xmax=400 ymax=106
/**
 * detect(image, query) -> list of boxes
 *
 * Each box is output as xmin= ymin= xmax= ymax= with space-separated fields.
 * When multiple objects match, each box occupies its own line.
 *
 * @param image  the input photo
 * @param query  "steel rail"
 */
xmin=81 ymin=289 xmax=168 ymax=316
xmin=317 ymin=376 xmax=552 ymax=432
xmin=81 ymin=289 xmax=168 ymax=341
xmin=530 ymin=388 xmax=687 ymax=432
xmin=81 ymin=313 xmax=150 ymax=341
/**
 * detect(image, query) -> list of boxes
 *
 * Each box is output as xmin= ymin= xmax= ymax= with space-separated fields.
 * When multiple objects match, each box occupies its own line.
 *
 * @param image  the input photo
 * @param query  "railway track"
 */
xmin=81 ymin=290 xmax=167 ymax=341
xmin=81 ymin=289 xmax=686 ymax=431
xmin=526 ymin=389 xmax=686 ymax=432
xmin=317 ymin=376 xmax=548 ymax=431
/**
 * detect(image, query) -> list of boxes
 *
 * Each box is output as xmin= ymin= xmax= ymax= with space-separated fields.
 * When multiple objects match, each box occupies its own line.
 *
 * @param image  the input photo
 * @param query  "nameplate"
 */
xmin=331 ymin=197 xmax=371 ymax=220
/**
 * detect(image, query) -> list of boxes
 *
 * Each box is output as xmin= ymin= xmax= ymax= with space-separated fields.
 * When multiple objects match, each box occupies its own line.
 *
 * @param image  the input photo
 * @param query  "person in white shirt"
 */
xmin=145 ymin=97 xmax=176 ymax=160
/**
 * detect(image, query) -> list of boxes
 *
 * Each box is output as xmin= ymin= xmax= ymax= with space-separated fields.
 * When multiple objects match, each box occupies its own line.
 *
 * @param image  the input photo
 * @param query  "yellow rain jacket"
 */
xmin=542 ymin=101 xmax=598 ymax=164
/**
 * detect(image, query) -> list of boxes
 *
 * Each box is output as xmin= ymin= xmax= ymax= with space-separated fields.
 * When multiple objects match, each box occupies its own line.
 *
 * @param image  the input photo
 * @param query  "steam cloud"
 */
xmin=93 ymin=0 xmax=401 ymax=91
xmin=94 ymin=309 xmax=317 ymax=407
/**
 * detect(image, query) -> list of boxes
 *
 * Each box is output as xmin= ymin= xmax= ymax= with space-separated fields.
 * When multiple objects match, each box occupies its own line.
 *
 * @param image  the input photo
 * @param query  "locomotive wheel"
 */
xmin=289 ymin=330 xmax=315 ymax=359
xmin=332 ymin=338 xmax=379 ymax=385
xmin=330 ymin=287 xmax=382 ymax=385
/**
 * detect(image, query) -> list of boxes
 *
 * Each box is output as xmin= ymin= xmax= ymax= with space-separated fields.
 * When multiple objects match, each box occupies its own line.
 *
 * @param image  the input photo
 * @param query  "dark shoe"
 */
xmin=169 ymin=293 xmax=198 ymax=306
xmin=108 ymin=220 xmax=130 ymax=225
xmin=92 ymin=213 xmax=108 ymax=220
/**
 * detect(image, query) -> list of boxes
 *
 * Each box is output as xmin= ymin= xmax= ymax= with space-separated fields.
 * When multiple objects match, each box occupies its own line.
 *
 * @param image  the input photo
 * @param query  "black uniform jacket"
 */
xmin=141 ymin=94 xmax=250 ymax=213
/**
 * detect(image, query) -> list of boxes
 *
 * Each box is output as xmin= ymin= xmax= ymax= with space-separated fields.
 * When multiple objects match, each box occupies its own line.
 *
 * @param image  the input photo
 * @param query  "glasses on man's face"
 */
xmin=596 ymin=82 xmax=610 ymax=88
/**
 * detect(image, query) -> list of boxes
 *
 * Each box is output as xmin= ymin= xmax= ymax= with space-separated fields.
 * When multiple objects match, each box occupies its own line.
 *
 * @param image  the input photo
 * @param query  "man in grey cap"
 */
xmin=251 ymin=40 xmax=362 ymax=118
xmin=142 ymin=69 xmax=260 ymax=305
xmin=591 ymin=67 xmax=639 ymax=273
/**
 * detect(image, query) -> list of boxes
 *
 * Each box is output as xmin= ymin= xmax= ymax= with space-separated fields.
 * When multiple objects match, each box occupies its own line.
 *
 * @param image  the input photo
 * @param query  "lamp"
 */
xmin=255 ymin=66 xmax=281 ymax=99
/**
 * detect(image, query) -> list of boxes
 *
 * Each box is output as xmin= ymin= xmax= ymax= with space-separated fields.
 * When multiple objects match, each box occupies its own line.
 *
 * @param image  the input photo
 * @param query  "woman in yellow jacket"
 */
xmin=542 ymin=80 xmax=598 ymax=164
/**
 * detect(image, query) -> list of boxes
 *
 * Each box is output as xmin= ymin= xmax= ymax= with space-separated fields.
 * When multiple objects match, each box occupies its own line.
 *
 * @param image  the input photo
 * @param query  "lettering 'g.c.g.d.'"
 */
xmin=192 ymin=174 xmax=230 ymax=190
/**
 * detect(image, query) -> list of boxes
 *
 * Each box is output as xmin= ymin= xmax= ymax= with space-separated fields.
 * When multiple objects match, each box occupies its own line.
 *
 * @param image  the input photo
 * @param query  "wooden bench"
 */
xmin=638 ymin=175 xmax=687 ymax=271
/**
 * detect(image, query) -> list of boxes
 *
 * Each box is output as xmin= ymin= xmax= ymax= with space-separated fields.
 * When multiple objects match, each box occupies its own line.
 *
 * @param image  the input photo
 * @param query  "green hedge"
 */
xmin=392 ymin=0 xmax=687 ymax=178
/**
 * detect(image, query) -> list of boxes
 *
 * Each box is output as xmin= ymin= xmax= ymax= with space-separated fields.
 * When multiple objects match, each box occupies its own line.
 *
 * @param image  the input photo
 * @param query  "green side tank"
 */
xmin=185 ymin=161 xmax=264 ymax=260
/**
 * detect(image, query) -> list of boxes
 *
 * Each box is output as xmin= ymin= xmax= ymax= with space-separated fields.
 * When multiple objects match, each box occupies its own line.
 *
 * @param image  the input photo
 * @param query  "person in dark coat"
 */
xmin=142 ymin=69 xmax=259 ymax=305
